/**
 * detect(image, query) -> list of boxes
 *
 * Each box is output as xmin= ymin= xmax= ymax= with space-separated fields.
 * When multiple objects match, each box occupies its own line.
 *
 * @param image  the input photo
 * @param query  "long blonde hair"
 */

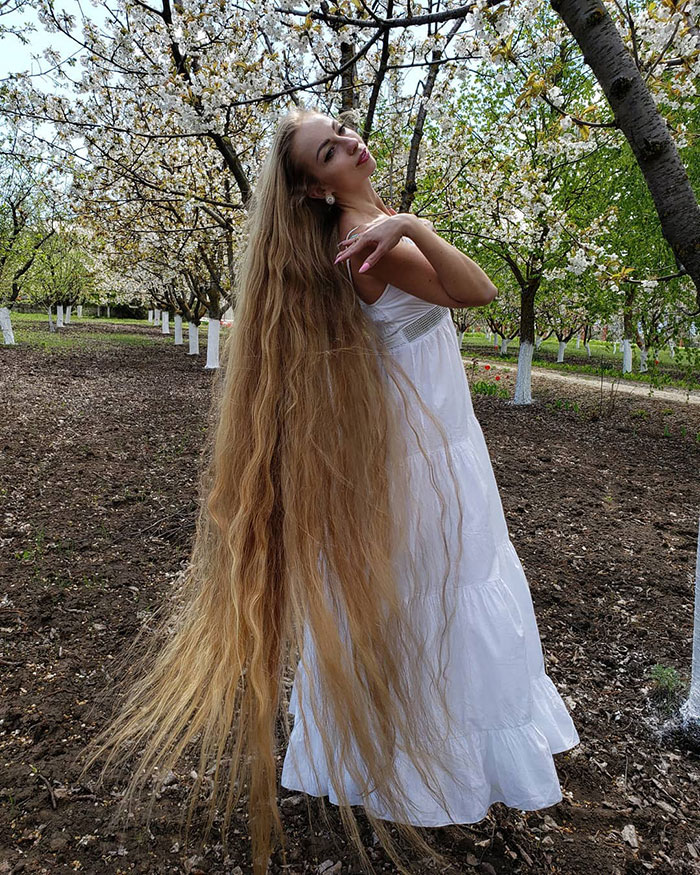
xmin=78 ymin=106 xmax=473 ymax=874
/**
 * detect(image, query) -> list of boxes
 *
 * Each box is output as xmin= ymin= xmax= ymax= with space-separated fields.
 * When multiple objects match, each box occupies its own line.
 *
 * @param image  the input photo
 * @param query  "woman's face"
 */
xmin=293 ymin=114 xmax=375 ymax=199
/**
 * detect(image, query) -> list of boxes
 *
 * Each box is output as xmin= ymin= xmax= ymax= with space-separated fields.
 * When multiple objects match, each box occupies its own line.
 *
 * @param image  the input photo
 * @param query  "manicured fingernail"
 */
xmin=359 ymin=262 xmax=370 ymax=273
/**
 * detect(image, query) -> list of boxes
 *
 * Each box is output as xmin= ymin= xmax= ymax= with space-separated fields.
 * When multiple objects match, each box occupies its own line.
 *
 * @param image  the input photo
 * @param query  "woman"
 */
xmin=79 ymin=106 xmax=579 ymax=875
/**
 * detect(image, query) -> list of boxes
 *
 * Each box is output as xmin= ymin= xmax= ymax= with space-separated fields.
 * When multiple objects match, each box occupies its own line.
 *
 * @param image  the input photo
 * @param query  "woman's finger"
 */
xmin=358 ymin=245 xmax=381 ymax=273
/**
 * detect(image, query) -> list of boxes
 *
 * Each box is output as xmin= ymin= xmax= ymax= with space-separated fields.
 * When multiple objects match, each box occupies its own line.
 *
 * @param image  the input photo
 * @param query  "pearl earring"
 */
xmin=325 ymin=193 xmax=335 ymax=205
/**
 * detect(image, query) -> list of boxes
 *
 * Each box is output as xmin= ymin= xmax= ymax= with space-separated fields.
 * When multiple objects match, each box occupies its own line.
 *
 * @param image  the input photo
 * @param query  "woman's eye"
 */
xmin=325 ymin=125 xmax=347 ymax=162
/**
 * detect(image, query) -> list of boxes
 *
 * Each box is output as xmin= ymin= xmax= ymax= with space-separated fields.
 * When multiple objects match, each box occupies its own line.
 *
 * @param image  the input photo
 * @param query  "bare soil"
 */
xmin=1 ymin=319 xmax=700 ymax=875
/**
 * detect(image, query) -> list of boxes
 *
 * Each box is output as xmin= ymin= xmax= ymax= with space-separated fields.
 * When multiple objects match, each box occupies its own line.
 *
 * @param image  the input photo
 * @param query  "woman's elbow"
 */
xmin=477 ymin=282 xmax=498 ymax=307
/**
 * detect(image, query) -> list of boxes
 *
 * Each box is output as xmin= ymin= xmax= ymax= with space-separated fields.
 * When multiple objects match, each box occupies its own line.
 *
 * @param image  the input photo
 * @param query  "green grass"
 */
xmin=460 ymin=333 xmax=699 ymax=392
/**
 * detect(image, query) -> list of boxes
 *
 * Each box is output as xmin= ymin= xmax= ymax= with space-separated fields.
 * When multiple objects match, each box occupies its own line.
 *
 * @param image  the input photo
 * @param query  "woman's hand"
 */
xmin=334 ymin=213 xmax=411 ymax=274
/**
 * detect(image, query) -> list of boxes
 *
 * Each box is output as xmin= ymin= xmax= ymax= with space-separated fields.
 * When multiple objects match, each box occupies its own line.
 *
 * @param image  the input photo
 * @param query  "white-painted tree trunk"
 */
xmin=48 ymin=305 xmax=55 ymax=332
xmin=575 ymin=336 xmax=580 ymax=349
xmin=680 ymin=517 xmax=700 ymax=723
xmin=65 ymin=305 xmax=72 ymax=324
xmin=585 ymin=341 xmax=591 ymax=357
xmin=106 ymin=304 xmax=111 ymax=318
xmin=161 ymin=310 xmax=170 ymax=334
xmin=557 ymin=341 xmax=566 ymax=362
xmin=174 ymin=314 xmax=183 ymax=345
xmin=223 ymin=305 xmax=234 ymax=321
xmin=154 ymin=307 xmax=161 ymax=323
xmin=56 ymin=305 xmax=64 ymax=328
xmin=148 ymin=309 xmax=153 ymax=323
xmin=188 ymin=322 xmax=199 ymax=355
xmin=500 ymin=337 xmax=508 ymax=355
xmin=0 ymin=306 xmax=16 ymax=345
xmin=639 ymin=348 xmax=648 ymax=372
xmin=77 ymin=305 xmax=83 ymax=318
xmin=96 ymin=305 xmax=101 ymax=317
xmin=535 ymin=334 xmax=542 ymax=350
xmin=613 ymin=341 xmax=618 ymax=354
xmin=622 ymin=338 xmax=633 ymax=373
xmin=205 ymin=318 xmax=221 ymax=369
xmin=457 ymin=329 xmax=465 ymax=350
xmin=513 ymin=340 xmax=533 ymax=405
xmin=669 ymin=340 xmax=675 ymax=358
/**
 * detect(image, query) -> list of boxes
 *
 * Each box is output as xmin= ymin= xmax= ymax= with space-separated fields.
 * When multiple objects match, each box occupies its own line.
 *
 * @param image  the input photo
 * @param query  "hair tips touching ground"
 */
xmin=75 ymin=104 xmax=473 ymax=875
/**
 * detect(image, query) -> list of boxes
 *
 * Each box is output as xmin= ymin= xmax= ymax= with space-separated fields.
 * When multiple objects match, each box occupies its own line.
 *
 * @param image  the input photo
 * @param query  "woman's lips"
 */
xmin=357 ymin=147 xmax=369 ymax=165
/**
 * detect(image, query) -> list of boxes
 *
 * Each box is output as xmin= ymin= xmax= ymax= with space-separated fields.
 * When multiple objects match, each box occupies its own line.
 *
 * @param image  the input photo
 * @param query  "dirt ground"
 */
xmin=1 ymin=319 xmax=700 ymax=875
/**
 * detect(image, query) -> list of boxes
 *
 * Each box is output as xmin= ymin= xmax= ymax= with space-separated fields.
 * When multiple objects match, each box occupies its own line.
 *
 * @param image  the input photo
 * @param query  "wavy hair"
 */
xmin=78 ymin=105 xmax=472 ymax=874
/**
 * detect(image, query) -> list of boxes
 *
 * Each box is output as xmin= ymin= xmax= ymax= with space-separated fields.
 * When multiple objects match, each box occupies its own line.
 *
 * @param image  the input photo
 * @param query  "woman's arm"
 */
xmin=401 ymin=214 xmax=498 ymax=307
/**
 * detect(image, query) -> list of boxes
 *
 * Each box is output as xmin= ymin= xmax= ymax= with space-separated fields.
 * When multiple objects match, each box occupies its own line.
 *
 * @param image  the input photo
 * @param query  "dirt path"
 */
xmin=466 ymin=356 xmax=700 ymax=405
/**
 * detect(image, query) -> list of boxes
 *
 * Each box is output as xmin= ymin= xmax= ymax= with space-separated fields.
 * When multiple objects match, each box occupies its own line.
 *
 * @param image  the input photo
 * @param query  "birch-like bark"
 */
xmin=553 ymin=0 xmax=700 ymax=306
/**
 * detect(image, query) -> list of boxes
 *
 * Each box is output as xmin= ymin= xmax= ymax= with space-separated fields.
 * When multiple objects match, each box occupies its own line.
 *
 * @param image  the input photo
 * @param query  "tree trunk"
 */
xmin=161 ymin=311 xmax=170 ymax=334
xmin=0 ymin=307 xmax=16 ymax=345
xmin=514 ymin=284 xmax=537 ymax=405
xmin=553 ymin=0 xmax=700 ymax=307
xmin=557 ymin=340 xmax=566 ymax=362
xmin=622 ymin=338 xmax=632 ymax=373
xmin=679 ymin=516 xmax=700 ymax=722
xmin=148 ymin=309 xmax=154 ymax=323
xmin=188 ymin=321 xmax=199 ymax=355
xmin=174 ymin=314 xmax=183 ymax=345
xmin=205 ymin=317 xmax=220 ymax=369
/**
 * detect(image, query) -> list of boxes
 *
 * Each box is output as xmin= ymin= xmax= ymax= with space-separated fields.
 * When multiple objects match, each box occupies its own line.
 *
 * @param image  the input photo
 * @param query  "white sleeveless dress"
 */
xmin=280 ymin=230 xmax=580 ymax=825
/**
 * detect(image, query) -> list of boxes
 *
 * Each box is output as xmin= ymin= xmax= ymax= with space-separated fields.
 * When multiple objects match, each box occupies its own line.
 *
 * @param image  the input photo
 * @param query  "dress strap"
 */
xmin=343 ymin=226 xmax=361 ymax=287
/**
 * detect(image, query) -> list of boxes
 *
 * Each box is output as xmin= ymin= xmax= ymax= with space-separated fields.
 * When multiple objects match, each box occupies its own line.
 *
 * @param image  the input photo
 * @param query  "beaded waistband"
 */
xmin=375 ymin=304 xmax=448 ymax=350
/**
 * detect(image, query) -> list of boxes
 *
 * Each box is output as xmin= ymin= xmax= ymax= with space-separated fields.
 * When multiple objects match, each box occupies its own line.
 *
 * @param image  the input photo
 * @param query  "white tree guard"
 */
xmin=557 ymin=341 xmax=566 ymax=362
xmin=680 ymin=517 xmax=700 ymax=722
xmin=148 ymin=310 xmax=153 ymax=323
xmin=513 ymin=340 xmax=533 ymax=405
xmin=575 ymin=336 xmax=580 ymax=349
xmin=535 ymin=334 xmax=542 ymax=350
xmin=669 ymin=340 xmax=675 ymax=358
xmin=622 ymin=338 xmax=633 ymax=373
xmin=500 ymin=337 xmax=508 ymax=355
xmin=639 ymin=349 xmax=648 ymax=372
xmin=174 ymin=314 xmax=183 ymax=345
xmin=457 ymin=329 xmax=465 ymax=350
xmin=0 ymin=307 xmax=16 ymax=344
xmin=65 ymin=305 xmax=72 ymax=324
xmin=585 ymin=341 xmax=591 ymax=357
xmin=161 ymin=310 xmax=170 ymax=334
xmin=77 ymin=305 xmax=83 ymax=318
xmin=154 ymin=307 xmax=161 ymax=323
xmin=48 ymin=306 xmax=55 ymax=332
xmin=56 ymin=305 xmax=64 ymax=328
xmin=205 ymin=318 xmax=220 ymax=369
xmin=188 ymin=322 xmax=199 ymax=355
